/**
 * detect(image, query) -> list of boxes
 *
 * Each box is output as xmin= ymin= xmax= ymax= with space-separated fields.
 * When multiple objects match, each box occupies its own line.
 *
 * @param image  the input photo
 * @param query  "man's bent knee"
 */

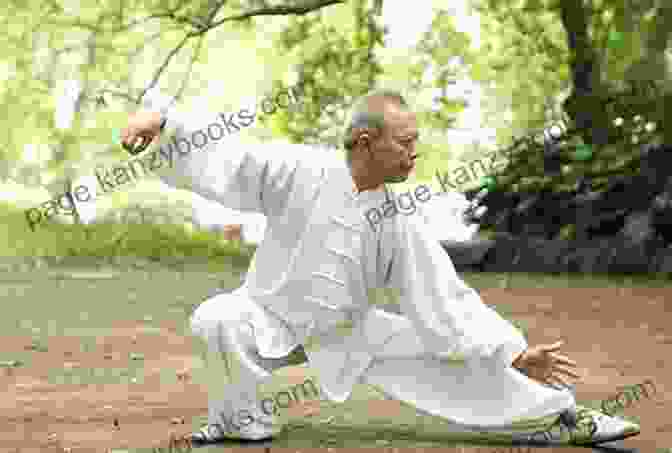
xmin=190 ymin=294 xmax=235 ymax=339
xmin=189 ymin=290 xmax=257 ymax=340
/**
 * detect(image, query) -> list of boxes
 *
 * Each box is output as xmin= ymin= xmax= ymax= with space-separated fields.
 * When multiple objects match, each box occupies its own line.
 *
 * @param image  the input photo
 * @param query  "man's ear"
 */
xmin=358 ymin=132 xmax=370 ymax=147
xmin=350 ymin=127 xmax=368 ymax=149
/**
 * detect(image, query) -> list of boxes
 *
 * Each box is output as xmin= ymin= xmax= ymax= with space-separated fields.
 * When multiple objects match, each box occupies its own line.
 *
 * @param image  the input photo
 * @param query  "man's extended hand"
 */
xmin=512 ymin=340 xmax=581 ymax=388
xmin=120 ymin=110 xmax=163 ymax=155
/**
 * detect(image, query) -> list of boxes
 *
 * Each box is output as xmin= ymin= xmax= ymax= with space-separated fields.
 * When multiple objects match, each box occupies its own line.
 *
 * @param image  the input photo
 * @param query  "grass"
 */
xmin=0 ymin=202 xmax=254 ymax=272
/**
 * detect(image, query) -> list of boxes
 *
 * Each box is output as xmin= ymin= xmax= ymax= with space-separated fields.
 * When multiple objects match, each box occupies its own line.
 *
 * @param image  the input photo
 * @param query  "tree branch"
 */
xmin=191 ymin=0 xmax=228 ymax=30
xmin=172 ymin=35 xmax=206 ymax=105
xmin=135 ymin=0 xmax=345 ymax=104
xmin=191 ymin=0 xmax=345 ymax=35
xmin=89 ymin=88 xmax=139 ymax=104
xmin=136 ymin=33 xmax=193 ymax=104
xmin=46 ymin=5 xmax=188 ymax=33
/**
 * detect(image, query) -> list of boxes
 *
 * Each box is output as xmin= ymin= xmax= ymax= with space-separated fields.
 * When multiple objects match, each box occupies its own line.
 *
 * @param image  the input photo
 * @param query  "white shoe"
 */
xmin=514 ymin=406 xmax=640 ymax=446
xmin=192 ymin=400 xmax=282 ymax=445
xmin=190 ymin=422 xmax=279 ymax=445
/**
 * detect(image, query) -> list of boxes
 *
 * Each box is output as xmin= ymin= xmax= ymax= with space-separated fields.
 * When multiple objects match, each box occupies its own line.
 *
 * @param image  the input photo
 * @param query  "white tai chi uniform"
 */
xmin=155 ymin=108 xmax=576 ymax=438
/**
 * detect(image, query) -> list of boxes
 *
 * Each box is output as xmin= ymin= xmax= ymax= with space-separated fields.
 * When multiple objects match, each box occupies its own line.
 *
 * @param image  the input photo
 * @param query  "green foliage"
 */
xmin=463 ymin=0 xmax=671 ymax=195
xmin=0 ymin=202 xmax=253 ymax=266
xmin=2 ymin=0 xmax=671 ymax=234
xmin=473 ymin=0 xmax=571 ymax=142
xmin=403 ymin=9 xmax=472 ymax=181
xmin=270 ymin=0 xmax=385 ymax=147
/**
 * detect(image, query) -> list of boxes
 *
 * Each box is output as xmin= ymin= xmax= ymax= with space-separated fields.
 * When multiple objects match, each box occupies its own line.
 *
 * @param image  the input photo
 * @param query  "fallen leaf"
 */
xmin=0 ymin=360 xmax=22 ymax=367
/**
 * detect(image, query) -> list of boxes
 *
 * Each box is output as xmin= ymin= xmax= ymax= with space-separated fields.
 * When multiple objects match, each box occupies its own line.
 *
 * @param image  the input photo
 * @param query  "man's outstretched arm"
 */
xmin=120 ymin=106 xmax=324 ymax=219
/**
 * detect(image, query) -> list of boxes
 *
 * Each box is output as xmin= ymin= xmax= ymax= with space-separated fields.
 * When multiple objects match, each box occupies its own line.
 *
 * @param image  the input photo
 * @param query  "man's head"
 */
xmin=342 ymin=90 xmax=419 ymax=191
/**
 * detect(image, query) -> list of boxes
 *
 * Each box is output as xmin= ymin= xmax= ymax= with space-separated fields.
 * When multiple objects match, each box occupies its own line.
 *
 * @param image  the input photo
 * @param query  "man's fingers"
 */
xmin=549 ymin=352 xmax=577 ymax=367
xmin=548 ymin=373 xmax=573 ymax=389
xmin=552 ymin=364 xmax=581 ymax=380
xmin=120 ymin=130 xmax=137 ymax=148
xmin=122 ymin=136 xmax=139 ymax=151
xmin=542 ymin=341 xmax=565 ymax=352
xmin=122 ymin=135 xmax=152 ymax=154
xmin=136 ymin=136 xmax=152 ymax=153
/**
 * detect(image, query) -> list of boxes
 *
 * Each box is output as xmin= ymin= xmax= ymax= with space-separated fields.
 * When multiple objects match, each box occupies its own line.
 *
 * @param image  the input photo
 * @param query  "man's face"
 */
xmin=369 ymin=104 xmax=419 ymax=184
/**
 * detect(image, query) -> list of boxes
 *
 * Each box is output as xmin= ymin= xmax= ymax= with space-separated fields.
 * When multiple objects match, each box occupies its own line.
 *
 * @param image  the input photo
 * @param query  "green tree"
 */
xmin=0 ymin=0 xmax=350 ymax=208
xmin=466 ymin=0 xmax=670 ymax=194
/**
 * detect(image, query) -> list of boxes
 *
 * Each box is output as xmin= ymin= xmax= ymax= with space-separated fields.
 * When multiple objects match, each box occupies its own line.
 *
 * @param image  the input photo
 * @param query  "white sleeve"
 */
xmin=384 ymin=215 xmax=527 ymax=368
xmin=155 ymin=107 xmax=323 ymax=219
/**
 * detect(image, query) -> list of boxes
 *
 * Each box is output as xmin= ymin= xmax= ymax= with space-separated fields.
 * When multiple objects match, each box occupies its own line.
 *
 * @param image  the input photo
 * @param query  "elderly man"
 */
xmin=121 ymin=90 xmax=639 ymax=447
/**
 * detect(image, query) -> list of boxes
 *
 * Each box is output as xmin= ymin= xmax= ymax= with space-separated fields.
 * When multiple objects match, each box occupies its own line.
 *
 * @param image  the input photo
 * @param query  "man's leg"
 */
xmin=189 ymin=287 xmax=307 ymax=442
xmin=358 ymin=308 xmax=639 ymax=444
xmin=360 ymin=310 xmax=574 ymax=428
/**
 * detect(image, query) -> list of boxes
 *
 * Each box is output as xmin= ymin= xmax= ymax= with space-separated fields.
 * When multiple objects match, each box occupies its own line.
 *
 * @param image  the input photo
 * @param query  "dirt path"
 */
xmin=0 ymin=288 xmax=669 ymax=452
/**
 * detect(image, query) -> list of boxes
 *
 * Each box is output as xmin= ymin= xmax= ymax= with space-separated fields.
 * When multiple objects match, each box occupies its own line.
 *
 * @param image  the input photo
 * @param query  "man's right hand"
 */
xmin=512 ymin=340 xmax=581 ymax=388
xmin=120 ymin=110 xmax=164 ymax=155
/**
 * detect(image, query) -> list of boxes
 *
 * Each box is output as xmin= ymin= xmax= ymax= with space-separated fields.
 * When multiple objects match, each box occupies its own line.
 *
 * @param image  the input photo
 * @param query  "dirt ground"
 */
xmin=1 ymin=287 xmax=670 ymax=452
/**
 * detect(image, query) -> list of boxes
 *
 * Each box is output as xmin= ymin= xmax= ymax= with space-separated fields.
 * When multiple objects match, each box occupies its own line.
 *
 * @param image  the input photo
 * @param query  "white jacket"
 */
xmin=155 ymin=107 xmax=527 ymax=401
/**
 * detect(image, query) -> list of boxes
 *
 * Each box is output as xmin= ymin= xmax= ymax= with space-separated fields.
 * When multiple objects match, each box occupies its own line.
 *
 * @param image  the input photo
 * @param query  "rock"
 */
xmin=517 ymin=238 xmax=572 ymax=272
xmin=651 ymin=181 xmax=672 ymax=243
xmin=481 ymin=233 xmax=519 ymax=272
xmin=620 ymin=210 xmax=655 ymax=244
xmin=571 ymin=240 xmax=609 ymax=273
xmin=653 ymin=247 xmax=672 ymax=273
xmin=451 ymin=144 xmax=672 ymax=273
xmin=608 ymin=241 xmax=650 ymax=273
xmin=440 ymin=238 xmax=494 ymax=267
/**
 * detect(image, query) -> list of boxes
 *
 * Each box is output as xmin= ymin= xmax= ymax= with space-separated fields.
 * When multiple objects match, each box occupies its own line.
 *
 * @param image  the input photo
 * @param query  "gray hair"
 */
xmin=342 ymin=90 xmax=408 ymax=159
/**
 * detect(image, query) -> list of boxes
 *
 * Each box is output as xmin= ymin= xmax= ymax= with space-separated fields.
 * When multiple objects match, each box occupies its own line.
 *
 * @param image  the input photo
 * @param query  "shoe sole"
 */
xmin=191 ymin=432 xmax=275 ymax=446
xmin=572 ymin=426 xmax=641 ymax=446
xmin=511 ymin=425 xmax=641 ymax=447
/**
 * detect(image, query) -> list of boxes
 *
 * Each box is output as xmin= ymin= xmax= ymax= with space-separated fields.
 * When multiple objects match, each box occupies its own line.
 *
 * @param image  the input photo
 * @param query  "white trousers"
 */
xmin=190 ymin=287 xmax=576 ymax=438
